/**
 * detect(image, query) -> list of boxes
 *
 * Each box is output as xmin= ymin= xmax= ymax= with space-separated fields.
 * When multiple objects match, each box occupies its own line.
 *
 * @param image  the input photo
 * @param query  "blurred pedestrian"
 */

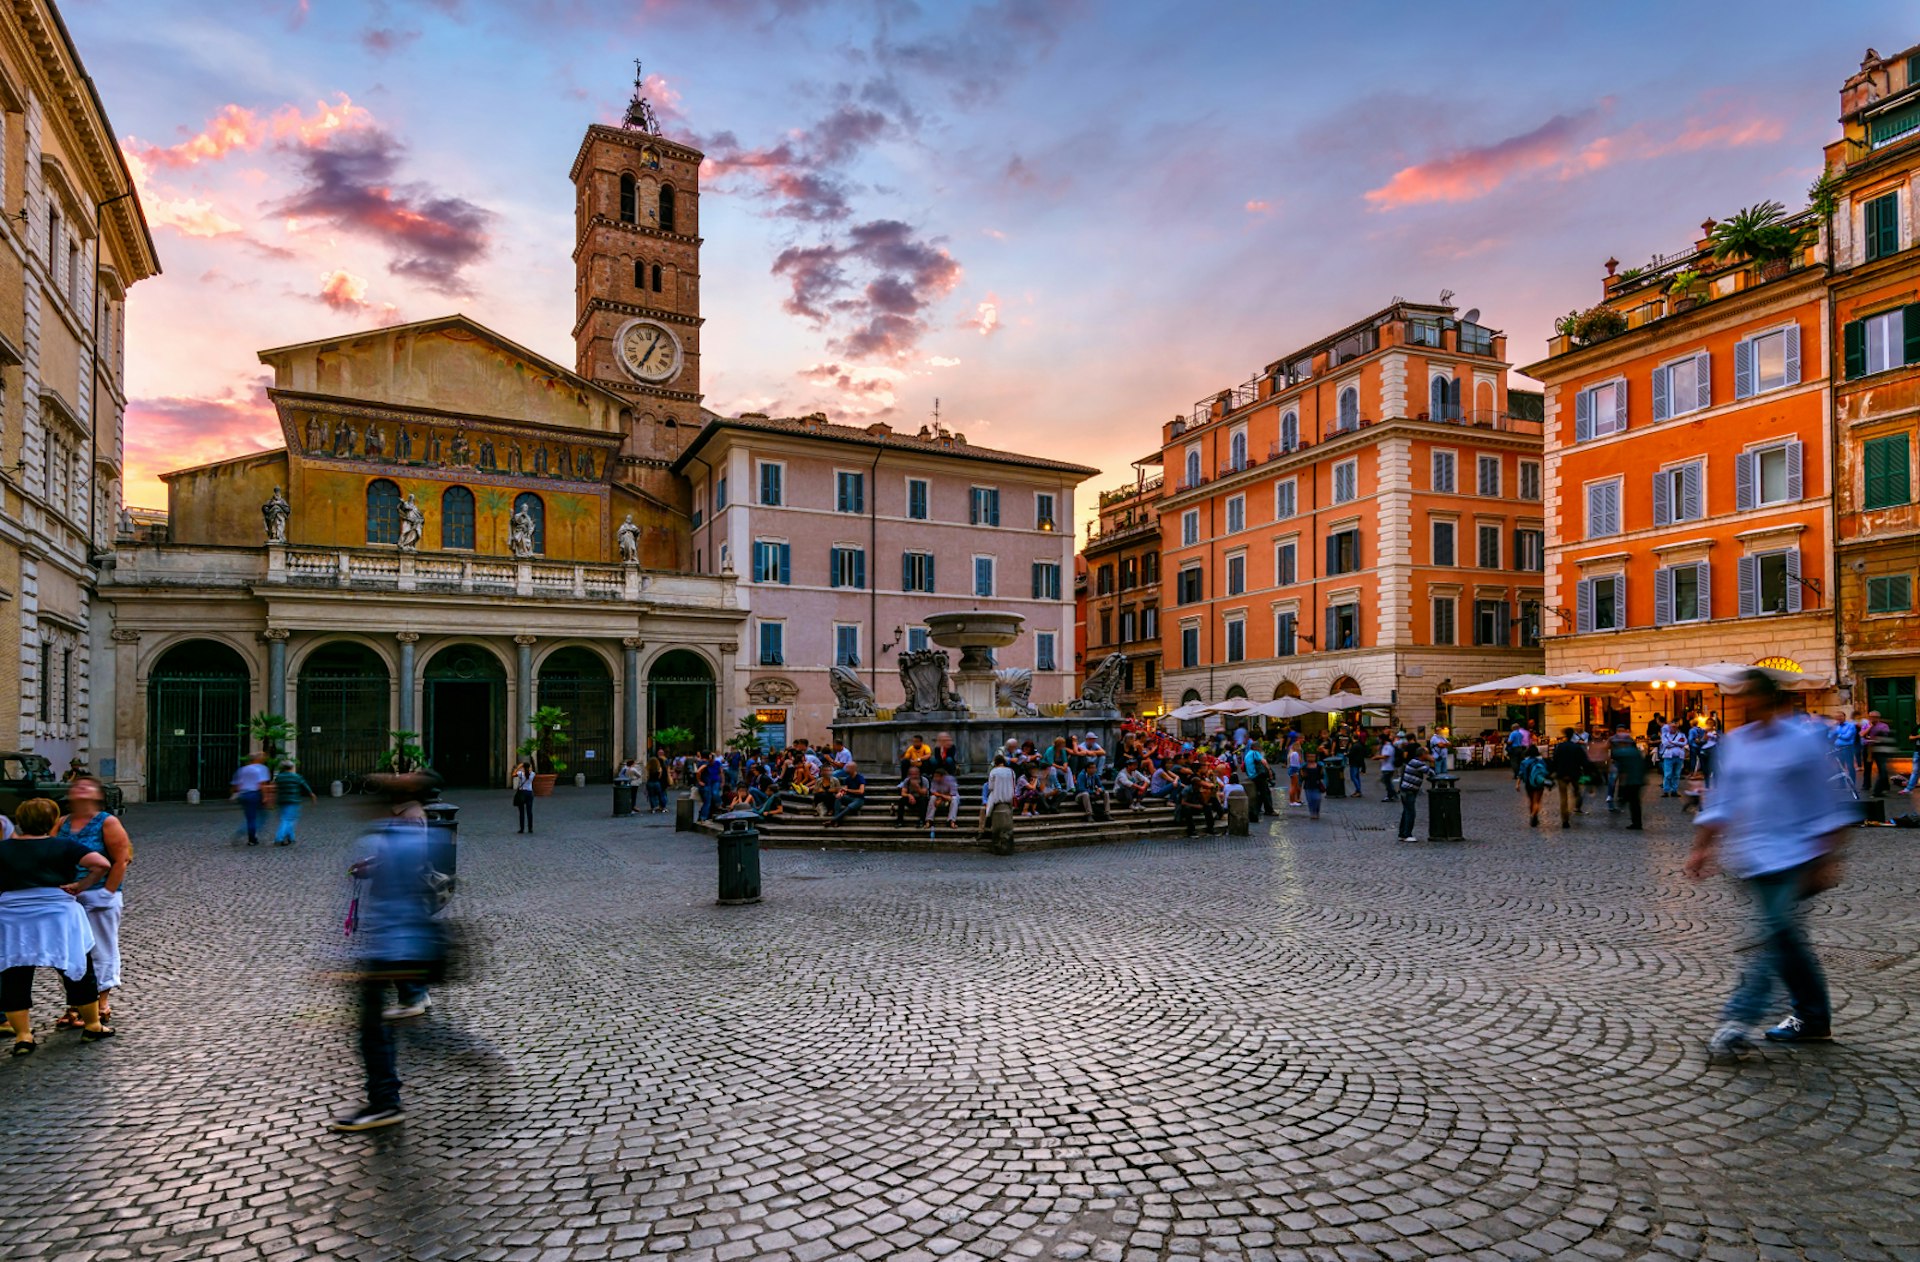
xmin=232 ymin=753 xmax=270 ymax=845
xmin=272 ymin=760 xmax=317 ymax=845
xmin=1609 ymin=729 xmax=1646 ymax=829
xmin=644 ymin=748 xmax=669 ymax=814
xmin=510 ymin=760 xmax=535 ymax=833
xmin=1301 ymin=751 xmax=1325 ymax=820
xmin=2 ymin=798 xmax=113 ymax=1053
xmin=1550 ymin=729 xmax=1588 ymax=827
xmin=54 ymin=776 xmax=131 ymax=1028
xmin=1518 ymin=745 xmax=1550 ymax=828
xmin=1688 ymin=672 xmax=1855 ymax=1061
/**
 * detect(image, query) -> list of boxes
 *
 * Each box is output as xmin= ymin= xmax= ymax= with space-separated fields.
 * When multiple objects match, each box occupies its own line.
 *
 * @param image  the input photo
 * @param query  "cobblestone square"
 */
xmin=2 ymin=775 xmax=1916 ymax=1262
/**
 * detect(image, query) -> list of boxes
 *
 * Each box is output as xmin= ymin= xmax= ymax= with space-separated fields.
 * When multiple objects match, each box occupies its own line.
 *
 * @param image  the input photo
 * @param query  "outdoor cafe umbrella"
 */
xmin=1202 ymin=696 xmax=1258 ymax=716
xmin=1313 ymin=692 xmax=1393 ymax=713
xmin=1165 ymin=701 xmax=1212 ymax=722
xmin=1556 ymin=666 xmax=1723 ymax=694
xmin=1695 ymin=661 xmax=1819 ymax=691
xmin=1442 ymin=673 xmax=1565 ymax=703
xmin=1249 ymin=696 xmax=1318 ymax=721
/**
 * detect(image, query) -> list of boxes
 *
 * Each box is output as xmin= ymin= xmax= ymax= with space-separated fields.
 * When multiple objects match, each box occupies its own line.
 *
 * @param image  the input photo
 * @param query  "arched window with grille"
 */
xmin=658 ymin=183 xmax=676 ymax=232
xmin=1281 ymin=411 xmax=1299 ymax=451
xmin=1338 ymin=386 xmax=1359 ymax=431
xmin=651 ymin=263 xmax=663 ymax=293
xmin=365 ymin=479 xmax=401 ymax=545
xmin=633 ymin=258 xmax=646 ymax=289
xmin=441 ymin=486 xmax=475 ymax=550
xmin=513 ymin=492 xmax=546 ymax=555
xmin=618 ymin=172 xmax=636 ymax=224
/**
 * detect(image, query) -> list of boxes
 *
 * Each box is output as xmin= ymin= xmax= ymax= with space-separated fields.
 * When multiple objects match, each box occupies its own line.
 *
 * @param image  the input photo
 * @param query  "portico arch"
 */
xmin=423 ymin=642 xmax=508 ymax=787
xmin=295 ymin=641 xmax=391 ymax=788
xmin=648 ymin=648 xmax=715 ymax=752
xmin=146 ymin=639 xmax=250 ymax=801
xmin=537 ymin=645 xmax=615 ymax=782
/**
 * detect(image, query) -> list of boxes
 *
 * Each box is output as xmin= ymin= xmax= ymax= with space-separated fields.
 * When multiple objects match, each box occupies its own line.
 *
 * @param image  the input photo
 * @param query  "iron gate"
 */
xmin=648 ymin=676 xmax=715 ymax=752
xmin=538 ymin=670 xmax=615 ymax=782
xmin=296 ymin=672 xmax=390 ymax=788
xmin=148 ymin=671 xmax=247 ymax=801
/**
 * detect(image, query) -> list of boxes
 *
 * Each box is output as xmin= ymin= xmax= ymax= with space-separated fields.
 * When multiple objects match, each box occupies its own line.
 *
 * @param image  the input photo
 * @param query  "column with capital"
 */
xmin=396 ymin=632 xmax=419 ymax=734
xmin=264 ymin=629 xmax=291 ymax=719
xmin=110 ymin=628 xmax=141 ymax=799
xmin=623 ymin=637 xmax=643 ymax=761
xmin=514 ymin=634 xmax=537 ymax=745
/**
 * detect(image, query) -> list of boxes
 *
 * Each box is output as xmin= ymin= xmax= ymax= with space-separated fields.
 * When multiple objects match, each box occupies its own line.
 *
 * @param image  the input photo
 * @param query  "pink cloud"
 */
xmin=315 ymin=268 xmax=402 ymax=324
xmin=124 ymin=94 xmax=372 ymax=170
xmin=960 ymin=294 xmax=1000 ymax=337
xmin=1244 ymin=199 xmax=1273 ymax=214
xmin=123 ymin=383 xmax=280 ymax=508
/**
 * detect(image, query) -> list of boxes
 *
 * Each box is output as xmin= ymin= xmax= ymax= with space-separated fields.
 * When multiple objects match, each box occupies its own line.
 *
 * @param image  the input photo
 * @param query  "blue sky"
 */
xmin=60 ymin=0 xmax=1909 ymax=518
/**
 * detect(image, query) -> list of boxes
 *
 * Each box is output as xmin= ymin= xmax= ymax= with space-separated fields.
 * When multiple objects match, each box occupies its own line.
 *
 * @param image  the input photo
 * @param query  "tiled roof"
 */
xmin=670 ymin=413 xmax=1101 ymax=478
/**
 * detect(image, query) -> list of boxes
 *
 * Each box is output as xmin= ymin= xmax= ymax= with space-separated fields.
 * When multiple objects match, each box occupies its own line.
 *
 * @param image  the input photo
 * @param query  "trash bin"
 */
xmin=675 ymin=793 xmax=695 ymax=832
xmin=422 ymin=800 xmax=459 ymax=879
xmin=1324 ymin=756 xmax=1346 ymax=799
xmin=1426 ymin=775 xmax=1463 ymax=843
xmin=715 ymin=809 xmax=762 ymax=905
xmin=612 ymin=781 xmax=636 ymax=817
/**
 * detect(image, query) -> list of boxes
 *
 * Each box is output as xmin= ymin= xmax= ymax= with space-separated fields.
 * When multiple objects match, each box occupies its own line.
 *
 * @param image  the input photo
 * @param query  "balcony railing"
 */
xmin=1546 ymin=253 xmax=1821 ymax=359
xmin=1085 ymin=517 xmax=1159 ymax=548
xmin=1098 ymin=476 xmax=1163 ymax=508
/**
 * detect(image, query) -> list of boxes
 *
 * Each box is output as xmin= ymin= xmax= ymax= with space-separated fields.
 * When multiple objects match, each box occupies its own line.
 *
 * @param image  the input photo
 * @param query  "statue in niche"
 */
xmin=261 ymin=486 xmax=290 ymax=544
xmin=617 ymin=513 xmax=640 ymax=563
xmin=533 ymin=446 xmax=549 ymax=476
xmin=397 ymin=494 xmax=425 ymax=553
xmin=304 ymin=415 xmax=323 ymax=451
xmin=508 ymin=443 xmax=523 ymax=474
xmin=364 ymin=424 xmax=385 ymax=460
xmin=451 ymin=432 xmax=472 ymax=467
xmin=508 ymin=505 xmax=537 ymax=558
xmin=558 ymin=446 xmax=574 ymax=479
xmin=578 ymin=450 xmax=596 ymax=479
xmin=427 ymin=430 xmax=443 ymax=464
xmin=396 ymin=427 xmax=414 ymax=461
xmin=479 ymin=438 xmax=497 ymax=471
xmin=333 ymin=421 xmax=358 ymax=457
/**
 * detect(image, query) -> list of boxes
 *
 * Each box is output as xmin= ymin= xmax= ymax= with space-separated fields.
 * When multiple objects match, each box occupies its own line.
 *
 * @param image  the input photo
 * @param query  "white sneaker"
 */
xmin=382 ymin=997 xmax=431 ymax=1021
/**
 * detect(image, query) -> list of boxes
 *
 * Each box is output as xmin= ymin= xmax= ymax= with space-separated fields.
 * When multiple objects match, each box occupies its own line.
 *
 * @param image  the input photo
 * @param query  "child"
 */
xmin=1519 ymin=747 xmax=1551 ymax=828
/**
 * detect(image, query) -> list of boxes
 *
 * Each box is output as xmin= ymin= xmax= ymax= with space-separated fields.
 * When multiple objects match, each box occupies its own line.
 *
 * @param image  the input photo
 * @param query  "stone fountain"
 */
xmin=830 ymin=610 xmax=1130 ymax=773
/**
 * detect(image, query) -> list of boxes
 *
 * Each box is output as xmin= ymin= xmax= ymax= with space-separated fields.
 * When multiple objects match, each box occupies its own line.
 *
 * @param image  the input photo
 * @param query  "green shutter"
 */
xmin=1871 ymin=101 xmax=1920 ymax=147
xmin=1845 ymin=319 xmax=1867 ymax=378
xmin=1864 ymin=434 xmax=1911 ymax=509
xmin=1906 ymin=304 xmax=1920 ymax=369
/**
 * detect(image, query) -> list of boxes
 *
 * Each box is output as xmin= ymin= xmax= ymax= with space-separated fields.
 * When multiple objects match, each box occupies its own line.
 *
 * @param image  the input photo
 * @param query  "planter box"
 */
xmin=533 ymin=773 xmax=558 ymax=797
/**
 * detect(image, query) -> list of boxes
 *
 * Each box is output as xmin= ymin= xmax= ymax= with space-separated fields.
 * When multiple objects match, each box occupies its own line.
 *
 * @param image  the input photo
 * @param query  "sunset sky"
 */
xmin=65 ymin=0 xmax=1907 ymax=525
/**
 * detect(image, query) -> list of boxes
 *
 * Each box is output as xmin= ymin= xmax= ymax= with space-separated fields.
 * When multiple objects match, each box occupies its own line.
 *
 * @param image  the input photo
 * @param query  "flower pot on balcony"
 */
xmin=1673 ymin=296 xmax=1699 ymax=313
xmin=1759 ymin=258 xmax=1791 ymax=281
xmin=533 ymin=773 xmax=558 ymax=797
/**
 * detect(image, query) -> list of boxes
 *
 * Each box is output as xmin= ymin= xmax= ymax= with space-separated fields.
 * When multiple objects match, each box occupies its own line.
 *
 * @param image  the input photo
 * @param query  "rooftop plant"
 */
xmin=1708 ymin=200 xmax=1815 ymax=266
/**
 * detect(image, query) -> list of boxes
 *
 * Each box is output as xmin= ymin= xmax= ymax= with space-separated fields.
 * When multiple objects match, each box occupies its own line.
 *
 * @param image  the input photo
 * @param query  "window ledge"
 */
xmin=1574 ymin=550 xmax=1631 ymax=569
xmin=1651 ymin=536 xmax=1718 ymax=554
xmin=1734 ymin=522 xmax=1807 ymax=542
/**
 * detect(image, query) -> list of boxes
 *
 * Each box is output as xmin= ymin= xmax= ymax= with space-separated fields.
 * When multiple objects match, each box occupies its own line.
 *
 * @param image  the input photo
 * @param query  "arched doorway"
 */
xmin=1331 ymin=675 xmax=1361 ymax=695
xmin=147 ymin=639 xmax=250 ymax=801
xmin=1179 ymin=687 xmax=1204 ymax=740
xmin=649 ymin=649 xmax=715 ymax=751
xmin=1225 ymin=684 xmax=1248 ymax=700
xmin=424 ymin=644 xmax=506 ymax=787
xmin=1273 ymin=680 xmax=1301 ymax=699
xmin=297 ymin=642 xmax=390 ymax=788
xmin=538 ymin=647 xmax=615 ymax=783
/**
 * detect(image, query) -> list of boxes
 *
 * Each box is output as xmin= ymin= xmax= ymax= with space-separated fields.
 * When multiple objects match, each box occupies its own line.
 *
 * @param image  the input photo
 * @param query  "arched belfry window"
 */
xmin=513 ymin=492 xmax=546 ymax=555
xmin=633 ymin=258 xmax=646 ymax=289
xmin=618 ymin=172 xmax=637 ymax=224
xmin=651 ymin=263 xmax=663 ymax=293
xmin=366 ymin=479 xmax=401 ymax=545
xmin=441 ymin=486 xmax=475 ymax=549
xmin=658 ymin=183 xmax=676 ymax=233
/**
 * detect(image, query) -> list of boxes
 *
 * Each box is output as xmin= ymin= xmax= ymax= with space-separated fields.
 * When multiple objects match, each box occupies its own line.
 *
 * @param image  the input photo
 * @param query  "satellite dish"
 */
xmin=1463 ymin=308 xmax=1481 ymax=324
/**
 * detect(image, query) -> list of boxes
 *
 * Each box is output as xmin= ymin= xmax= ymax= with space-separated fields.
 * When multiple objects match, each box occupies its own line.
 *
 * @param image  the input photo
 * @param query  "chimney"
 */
xmin=865 ymin=421 xmax=892 ymax=437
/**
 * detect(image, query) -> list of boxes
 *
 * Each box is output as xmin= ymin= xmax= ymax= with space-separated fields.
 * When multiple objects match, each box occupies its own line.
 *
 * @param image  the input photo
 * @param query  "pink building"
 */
xmin=673 ymin=413 xmax=1097 ymax=748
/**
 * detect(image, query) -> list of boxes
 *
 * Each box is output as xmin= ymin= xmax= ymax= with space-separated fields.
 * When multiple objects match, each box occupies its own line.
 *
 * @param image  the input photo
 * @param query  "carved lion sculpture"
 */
xmin=1070 ymin=651 xmax=1129 ymax=711
xmin=828 ymin=664 xmax=877 ymax=719
xmin=994 ymin=667 xmax=1039 ymax=716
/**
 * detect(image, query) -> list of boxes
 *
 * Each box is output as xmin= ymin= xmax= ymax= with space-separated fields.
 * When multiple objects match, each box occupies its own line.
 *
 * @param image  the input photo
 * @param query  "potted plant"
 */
xmin=381 ymin=729 xmax=428 ymax=773
xmin=245 ymin=712 xmax=294 ymax=760
xmin=517 ymin=705 xmax=569 ymax=796
xmin=1709 ymin=199 xmax=1816 ymax=280
xmin=726 ymin=714 xmax=768 ymax=757
xmin=1667 ymin=269 xmax=1709 ymax=313
xmin=652 ymin=725 xmax=695 ymax=757
xmin=1565 ymin=305 xmax=1628 ymax=345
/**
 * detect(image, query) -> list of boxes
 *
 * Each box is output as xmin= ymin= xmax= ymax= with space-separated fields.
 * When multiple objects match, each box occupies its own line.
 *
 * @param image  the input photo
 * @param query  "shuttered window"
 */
xmin=902 ymin=551 xmax=935 ymax=593
xmin=1866 ymin=575 xmax=1913 ymax=613
xmin=1738 ymin=550 xmax=1801 ymax=617
xmin=1736 ymin=443 xmax=1802 ymax=510
xmin=1863 ymin=433 xmax=1912 ymax=510
xmin=1574 ymin=380 xmax=1626 ymax=441
xmin=753 ymin=540 xmax=792 ymax=584
xmin=1031 ymin=561 xmax=1061 ymax=600
xmin=1585 ymin=479 xmax=1622 ymax=539
xmin=1275 ymin=612 xmax=1297 ymax=656
xmin=1845 ymin=305 xmax=1920 ymax=378
xmin=829 ymin=546 xmax=867 ymax=589
xmin=1733 ymin=324 xmax=1800 ymax=399
xmin=1870 ymin=100 xmax=1920 ymax=148
xmin=1576 ymin=575 xmax=1624 ymax=633
xmin=1655 ymin=562 xmax=1710 ymax=625
xmin=1652 ymin=460 xmax=1704 ymax=525
xmin=1653 ymin=352 xmax=1711 ymax=421
xmin=1864 ymin=191 xmax=1902 ymax=261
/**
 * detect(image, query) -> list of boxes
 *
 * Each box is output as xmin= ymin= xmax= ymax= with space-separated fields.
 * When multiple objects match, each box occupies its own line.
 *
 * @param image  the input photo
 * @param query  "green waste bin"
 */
xmin=612 ymin=782 xmax=636 ymax=817
xmin=715 ymin=809 xmax=763 ymax=905
xmin=1323 ymin=756 xmax=1346 ymax=798
xmin=1426 ymin=775 xmax=1463 ymax=842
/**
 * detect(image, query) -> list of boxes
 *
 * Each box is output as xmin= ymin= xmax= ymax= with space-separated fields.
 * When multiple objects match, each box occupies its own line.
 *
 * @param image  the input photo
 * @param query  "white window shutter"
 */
xmin=1576 ymin=578 xmax=1592 ymax=633
xmin=1785 ymin=549 xmax=1803 ymax=613
xmin=1612 ymin=380 xmax=1627 ymax=429
xmin=1652 ymin=365 xmax=1670 ymax=422
xmin=1738 ymin=554 xmax=1757 ymax=617
xmin=1735 ymin=451 xmax=1755 ymax=510
xmin=1734 ymin=339 xmax=1754 ymax=399
xmin=1654 ymin=566 xmax=1673 ymax=626
xmin=1696 ymin=560 xmax=1711 ymax=620
xmin=1695 ymin=352 xmax=1712 ymax=410
xmin=1783 ymin=323 xmax=1801 ymax=386
xmin=1652 ymin=472 xmax=1671 ymax=527
xmin=1682 ymin=461 xmax=1703 ymax=520
xmin=1786 ymin=441 xmax=1803 ymax=501
xmin=1575 ymin=389 xmax=1593 ymax=442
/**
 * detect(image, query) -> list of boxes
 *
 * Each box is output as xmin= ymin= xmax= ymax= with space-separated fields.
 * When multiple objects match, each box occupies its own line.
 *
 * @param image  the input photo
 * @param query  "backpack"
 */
xmin=1524 ymin=758 xmax=1551 ymax=790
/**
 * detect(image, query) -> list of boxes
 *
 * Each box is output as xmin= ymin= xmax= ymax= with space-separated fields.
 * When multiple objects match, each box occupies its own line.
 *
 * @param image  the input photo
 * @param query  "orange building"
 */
xmin=1522 ymin=219 xmax=1834 ymax=729
xmin=1078 ymin=471 xmax=1162 ymax=716
xmin=1151 ymin=301 xmax=1546 ymax=731
xmin=1826 ymin=44 xmax=1920 ymax=737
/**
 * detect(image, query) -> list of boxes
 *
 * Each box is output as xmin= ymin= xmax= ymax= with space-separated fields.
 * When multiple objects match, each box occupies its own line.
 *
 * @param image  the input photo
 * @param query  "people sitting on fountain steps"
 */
xmin=824 ymin=763 xmax=866 ymax=827
xmin=1175 ymin=767 xmax=1221 ymax=837
xmin=1072 ymin=764 xmax=1107 ymax=817
xmin=1112 ymin=760 xmax=1150 ymax=812
xmin=1395 ymin=744 xmax=1434 ymax=843
xmin=899 ymin=735 xmax=933 ymax=781
xmin=894 ymin=767 xmax=933 ymax=828
xmin=1043 ymin=762 xmax=1073 ymax=813
xmin=1014 ymin=766 xmax=1046 ymax=817
xmin=926 ymin=766 xmax=960 ymax=831
xmin=978 ymin=754 xmax=1017 ymax=835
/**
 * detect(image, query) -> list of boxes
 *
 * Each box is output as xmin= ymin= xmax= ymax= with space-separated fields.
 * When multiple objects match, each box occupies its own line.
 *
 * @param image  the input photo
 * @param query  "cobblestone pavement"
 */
xmin=2 ymin=774 xmax=1917 ymax=1262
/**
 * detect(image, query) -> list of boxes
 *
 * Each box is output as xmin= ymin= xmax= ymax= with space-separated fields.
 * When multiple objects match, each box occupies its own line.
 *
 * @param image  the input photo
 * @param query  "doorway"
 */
xmin=296 ymin=641 xmax=391 ymax=787
xmin=423 ymin=645 xmax=506 ymax=786
xmin=537 ymin=647 xmax=615 ymax=782
xmin=146 ymin=639 xmax=250 ymax=801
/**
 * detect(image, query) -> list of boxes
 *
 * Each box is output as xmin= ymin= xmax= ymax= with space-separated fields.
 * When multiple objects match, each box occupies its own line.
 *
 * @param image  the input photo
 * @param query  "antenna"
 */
xmin=623 ymin=58 xmax=661 ymax=134
xmin=1439 ymin=288 xmax=1456 ymax=307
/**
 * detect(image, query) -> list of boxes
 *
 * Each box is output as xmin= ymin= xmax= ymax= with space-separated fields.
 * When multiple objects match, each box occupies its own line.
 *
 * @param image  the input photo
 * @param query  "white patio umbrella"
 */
xmin=1249 ymin=696 xmax=1317 ymax=720
xmin=1165 ymin=702 xmax=1212 ymax=721
xmin=1443 ymin=673 xmax=1565 ymax=702
xmin=1314 ymin=691 xmax=1393 ymax=712
xmin=1694 ymin=661 xmax=1821 ymax=691
xmin=1202 ymin=696 xmax=1257 ymax=716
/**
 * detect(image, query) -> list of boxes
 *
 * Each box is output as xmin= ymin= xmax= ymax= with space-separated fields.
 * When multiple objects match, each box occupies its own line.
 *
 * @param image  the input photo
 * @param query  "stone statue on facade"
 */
xmin=617 ymin=513 xmax=641 ymax=563
xmin=578 ymin=450 xmax=596 ymax=479
xmin=397 ymin=493 xmax=425 ymax=552
xmin=827 ymin=665 xmax=877 ymax=719
xmin=397 ymin=427 xmax=414 ymax=461
xmin=261 ymin=486 xmax=290 ymax=544
xmin=508 ymin=505 xmax=537 ymax=558
xmin=994 ymin=667 xmax=1039 ymax=716
xmin=304 ymin=415 xmax=324 ymax=451
xmin=333 ymin=421 xmax=357 ymax=457
xmin=1070 ymin=651 xmax=1130 ymax=711
xmin=364 ymin=424 xmax=384 ymax=460
xmin=479 ymin=438 xmax=496 ymax=470
xmin=897 ymin=649 xmax=963 ymax=714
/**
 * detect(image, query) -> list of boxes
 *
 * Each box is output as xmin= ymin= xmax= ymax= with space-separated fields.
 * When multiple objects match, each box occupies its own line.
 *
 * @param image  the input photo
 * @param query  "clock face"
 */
xmin=617 ymin=319 xmax=682 ymax=384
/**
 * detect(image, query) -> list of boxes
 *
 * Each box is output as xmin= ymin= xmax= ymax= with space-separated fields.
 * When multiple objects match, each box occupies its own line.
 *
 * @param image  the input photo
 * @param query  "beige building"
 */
xmin=0 ymin=2 xmax=157 ymax=773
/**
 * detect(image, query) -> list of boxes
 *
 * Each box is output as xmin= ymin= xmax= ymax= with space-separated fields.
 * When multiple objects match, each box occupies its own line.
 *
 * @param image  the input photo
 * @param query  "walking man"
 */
xmin=273 ymin=760 xmax=318 ymax=846
xmin=232 ymin=753 xmax=270 ymax=846
xmin=1658 ymin=722 xmax=1688 ymax=797
xmin=1609 ymin=728 xmax=1646 ymax=829
xmin=1549 ymin=729 xmax=1588 ymax=827
xmin=1688 ymin=671 xmax=1855 ymax=1060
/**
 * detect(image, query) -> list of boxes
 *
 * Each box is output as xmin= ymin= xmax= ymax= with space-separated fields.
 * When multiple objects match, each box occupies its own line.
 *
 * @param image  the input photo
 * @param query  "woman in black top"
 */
xmin=2 ymin=798 xmax=113 ymax=1053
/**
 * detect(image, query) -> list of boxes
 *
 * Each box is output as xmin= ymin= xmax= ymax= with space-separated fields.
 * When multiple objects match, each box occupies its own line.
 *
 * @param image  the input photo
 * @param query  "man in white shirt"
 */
xmin=231 ymin=754 xmax=272 ymax=846
xmin=1111 ymin=760 xmax=1149 ymax=811
xmin=1689 ymin=671 xmax=1856 ymax=1060
xmin=977 ymin=754 xmax=1017 ymax=835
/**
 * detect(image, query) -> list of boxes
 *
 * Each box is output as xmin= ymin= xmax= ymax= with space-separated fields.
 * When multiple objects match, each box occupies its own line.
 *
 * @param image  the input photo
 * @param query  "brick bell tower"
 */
xmin=569 ymin=62 xmax=703 ymax=507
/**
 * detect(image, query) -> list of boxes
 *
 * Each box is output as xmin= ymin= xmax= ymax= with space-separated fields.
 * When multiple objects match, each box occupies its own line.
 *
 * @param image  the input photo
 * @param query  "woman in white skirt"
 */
xmin=55 ymin=775 xmax=132 ymax=1027
xmin=3 ymin=798 xmax=112 ymax=1052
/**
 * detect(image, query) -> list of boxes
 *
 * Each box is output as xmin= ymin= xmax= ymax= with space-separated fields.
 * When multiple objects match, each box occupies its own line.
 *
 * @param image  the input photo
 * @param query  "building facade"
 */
xmin=1154 ymin=301 xmax=1546 ymax=730
xmin=1827 ymin=44 xmax=1920 ymax=738
xmin=1523 ymin=222 xmax=1834 ymax=730
xmin=673 ymin=415 xmax=1093 ymax=748
xmin=0 ymin=1 xmax=156 ymax=772
xmin=1078 ymin=472 xmax=1162 ymax=716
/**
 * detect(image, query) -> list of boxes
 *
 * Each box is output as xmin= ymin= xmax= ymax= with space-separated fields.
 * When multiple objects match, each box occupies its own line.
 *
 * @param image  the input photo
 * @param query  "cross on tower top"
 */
xmin=623 ymin=59 xmax=661 ymax=134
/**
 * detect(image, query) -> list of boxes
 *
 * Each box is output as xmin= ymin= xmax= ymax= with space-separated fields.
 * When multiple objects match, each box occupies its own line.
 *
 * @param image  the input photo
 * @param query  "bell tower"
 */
xmin=569 ymin=62 xmax=703 ymax=501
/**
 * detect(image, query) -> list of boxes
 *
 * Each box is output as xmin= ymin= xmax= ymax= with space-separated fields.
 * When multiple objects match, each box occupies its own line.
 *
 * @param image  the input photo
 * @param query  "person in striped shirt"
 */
xmin=1395 ymin=743 xmax=1434 ymax=843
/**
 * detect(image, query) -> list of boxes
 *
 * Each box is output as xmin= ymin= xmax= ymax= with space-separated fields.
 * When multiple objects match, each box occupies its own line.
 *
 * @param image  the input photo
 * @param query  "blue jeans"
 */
xmin=645 ymin=780 xmax=666 ymax=811
xmin=1349 ymin=761 xmax=1365 ymax=795
xmin=359 ymin=976 xmax=401 ymax=1110
xmin=1304 ymin=788 xmax=1322 ymax=819
xmin=239 ymin=790 xmax=264 ymax=841
xmin=1722 ymin=864 xmax=1830 ymax=1029
xmin=275 ymin=800 xmax=302 ymax=843
xmin=1398 ymin=789 xmax=1419 ymax=839
xmin=1661 ymin=756 xmax=1682 ymax=795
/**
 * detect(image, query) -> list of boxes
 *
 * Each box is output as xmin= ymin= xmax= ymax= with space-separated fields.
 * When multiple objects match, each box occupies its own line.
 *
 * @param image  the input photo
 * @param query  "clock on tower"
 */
xmin=569 ymin=62 xmax=704 ymax=494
